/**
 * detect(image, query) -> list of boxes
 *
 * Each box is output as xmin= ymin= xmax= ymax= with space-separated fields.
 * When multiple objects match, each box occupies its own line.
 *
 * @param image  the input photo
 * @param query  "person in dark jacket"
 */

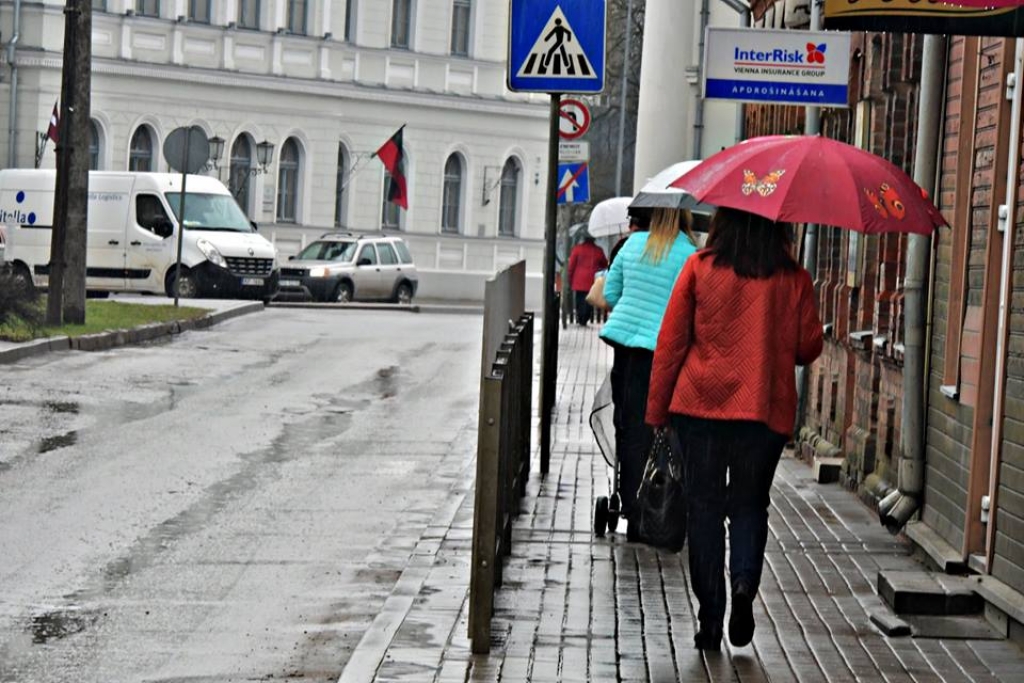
xmin=567 ymin=234 xmax=608 ymax=326
xmin=646 ymin=207 xmax=824 ymax=652
xmin=610 ymin=211 xmax=651 ymax=265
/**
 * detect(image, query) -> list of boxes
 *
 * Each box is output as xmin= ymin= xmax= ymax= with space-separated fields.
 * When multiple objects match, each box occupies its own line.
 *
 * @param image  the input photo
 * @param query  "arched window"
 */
xmin=335 ymin=144 xmax=349 ymax=227
xmin=441 ymin=154 xmax=463 ymax=234
xmin=88 ymin=119 xmax=101 ymax=171
xmin=129 ymin=126 xmax=155 ymax=172
xmin=276 ymin=138 xmax=300 ymax=223
xmin=229 ymin=136 xmax=253 ymax=216
xmin=498 ymin=157 xmax=520 ymax=237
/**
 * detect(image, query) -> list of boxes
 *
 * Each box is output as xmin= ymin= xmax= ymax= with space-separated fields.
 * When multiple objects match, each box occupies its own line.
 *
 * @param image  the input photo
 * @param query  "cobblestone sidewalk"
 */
xmin=338 ymin=326 xmax=1024 ymax=682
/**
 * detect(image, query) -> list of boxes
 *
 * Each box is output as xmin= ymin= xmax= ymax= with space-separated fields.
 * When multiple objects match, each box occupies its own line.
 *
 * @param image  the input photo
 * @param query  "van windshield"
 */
xmin=164 ymin=193 xmax=253 ymax=232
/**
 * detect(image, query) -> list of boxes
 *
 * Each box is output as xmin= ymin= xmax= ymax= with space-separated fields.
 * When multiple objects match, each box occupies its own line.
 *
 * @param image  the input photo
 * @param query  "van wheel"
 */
xmin=333 ymin=281 xmax=353 ymax=303
xmin=11 ymin=264 xmax=35 ymax=296
xmin=166 ymin=269 xmax=199 ymax=299
xmin=394 ymin=282 xmax=413 ymax=305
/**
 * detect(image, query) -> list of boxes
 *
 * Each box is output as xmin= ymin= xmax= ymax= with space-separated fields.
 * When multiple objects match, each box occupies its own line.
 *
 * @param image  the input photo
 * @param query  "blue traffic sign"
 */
xmin=508 ymin=0 xmax=606 ymax=93
xmin=556 ymin=162 xmax=590 ymax=204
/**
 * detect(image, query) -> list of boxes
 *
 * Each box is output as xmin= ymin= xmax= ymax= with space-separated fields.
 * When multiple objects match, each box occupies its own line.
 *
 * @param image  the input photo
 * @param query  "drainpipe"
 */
xmin=878 ymin=34 xmax=948 ymax=532
xmin=692 ymin=0 xmax=710 ymax=158
xmin=7 ymin=0 xmax=22 ymax=168
xmin=984 ymin=37 xmax=1024 ymax=567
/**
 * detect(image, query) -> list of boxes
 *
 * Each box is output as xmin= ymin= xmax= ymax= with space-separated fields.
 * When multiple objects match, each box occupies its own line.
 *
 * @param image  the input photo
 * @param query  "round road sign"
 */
xmin=558 ymin=98 xmax=591 ymax=140
xmin=163 ymin=125 xmax=211 ymax=175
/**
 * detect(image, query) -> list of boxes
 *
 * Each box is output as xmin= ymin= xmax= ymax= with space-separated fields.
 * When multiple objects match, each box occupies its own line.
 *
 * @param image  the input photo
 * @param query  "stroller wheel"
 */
xmin=594 ymin=496 xmax=609 ymax=537
xmin=608 ymin=493 xmax=621 ymax=533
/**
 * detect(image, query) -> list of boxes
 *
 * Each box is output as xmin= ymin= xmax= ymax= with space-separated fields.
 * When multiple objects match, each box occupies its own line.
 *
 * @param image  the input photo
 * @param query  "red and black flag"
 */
xmin=46 ymin=101 xmax=60 ymax=144
xmin=375 ymin=125 xmax=408 ymax=210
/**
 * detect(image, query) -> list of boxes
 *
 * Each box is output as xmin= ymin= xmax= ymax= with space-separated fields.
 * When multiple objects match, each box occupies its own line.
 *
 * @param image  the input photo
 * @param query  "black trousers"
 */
xmin=670 ymin=415 xmax=786 ymax=630
xmin=610 ymin=345 xmax=654 ymax=517
xmin=573 ymin=290 xmax=592 ymax=326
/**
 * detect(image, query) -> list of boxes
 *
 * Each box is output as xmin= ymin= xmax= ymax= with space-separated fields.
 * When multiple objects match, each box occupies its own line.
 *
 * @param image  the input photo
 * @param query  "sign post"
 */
xmin=508 ymin=0 xmax=606 ymax=473
xmin=163 ymin=125 xmax=210 ymax=307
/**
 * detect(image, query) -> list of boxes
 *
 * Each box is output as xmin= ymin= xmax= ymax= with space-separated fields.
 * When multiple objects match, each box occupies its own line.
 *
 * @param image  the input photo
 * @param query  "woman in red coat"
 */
xmin=567 ymin=234 xmax=608 ymax=326
xmin=646 ymin=207 xmax=823 ymax=651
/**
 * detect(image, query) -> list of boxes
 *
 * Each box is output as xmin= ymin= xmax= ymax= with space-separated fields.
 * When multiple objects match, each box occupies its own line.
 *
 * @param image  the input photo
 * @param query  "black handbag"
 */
xmin=635 ymin=428 xmax=688 ymax=552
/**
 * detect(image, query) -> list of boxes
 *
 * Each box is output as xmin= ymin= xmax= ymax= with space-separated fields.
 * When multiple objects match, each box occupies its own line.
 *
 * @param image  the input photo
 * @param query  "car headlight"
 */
xmin=308 ymin=266 xmax=330 ymax=278
xmin=196 ymin=238 xmax=227 ymax=268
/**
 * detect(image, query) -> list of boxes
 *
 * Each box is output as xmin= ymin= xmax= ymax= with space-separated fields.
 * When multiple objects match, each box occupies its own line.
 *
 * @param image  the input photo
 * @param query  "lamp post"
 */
xmin=256 ymin=139 xmax=274 ymax=173
xmin=207 ymin=135 xmax=224 ymax=169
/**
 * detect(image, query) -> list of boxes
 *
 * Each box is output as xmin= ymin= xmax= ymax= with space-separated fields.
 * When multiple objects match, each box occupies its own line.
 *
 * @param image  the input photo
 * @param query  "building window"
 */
xmin=441 ymin=154 xmax=463 ymax=234
xmin=276 ymin=138 xmax=300 ymax=223
xmin=238 ymin=0 xmax=259 ymax=29
xmin=136 ymin=0 xmax=159 ymax=17
xmin=344 ymin=0 xmax=357 ymax=42
xmin=229 ymin=136 xmax=253 ymax=216
xmin=93 ymin=0 xmax=107 ymax=11
xmin=189 ymin=0 xmax=210 ymax=22
xmin=391 ymin=0 xmax=412 ymax=49
xmin=287 ymin=0 xmax=307 ymax=34
xmin=498 ymin=158 xmax=520 ymax=237
xmin=335 ymin=145 xmax=349 ymax=227
xmin=451 ymin=0 xmax=470 ymax=56
xmin=382 ymin=171 xmax=402 ymax=230
xmin=129 ymin=126 xmax=155 ymax=172
xmin=88 ymin=120 xmax=101 ymax=171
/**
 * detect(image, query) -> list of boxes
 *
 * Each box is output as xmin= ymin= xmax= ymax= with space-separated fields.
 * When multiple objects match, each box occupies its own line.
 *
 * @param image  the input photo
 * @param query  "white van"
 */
xmin=0 ymin=170 xmax=279 ymax=301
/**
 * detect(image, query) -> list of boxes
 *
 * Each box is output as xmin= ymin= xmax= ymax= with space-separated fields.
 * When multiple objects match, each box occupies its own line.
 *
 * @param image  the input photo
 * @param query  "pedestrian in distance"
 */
xmin=646 ymin=207 xmax=824 ymax=651
xmin=599 ymin=207 xmax=698 ymax=540
xmin=567 ymin=234 xmax=608 ymax=327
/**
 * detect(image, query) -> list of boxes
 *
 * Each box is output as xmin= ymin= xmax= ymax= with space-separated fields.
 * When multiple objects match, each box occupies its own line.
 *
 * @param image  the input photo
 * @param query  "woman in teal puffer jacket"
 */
xmin=600 ymin=207 xmax=698 ymax=540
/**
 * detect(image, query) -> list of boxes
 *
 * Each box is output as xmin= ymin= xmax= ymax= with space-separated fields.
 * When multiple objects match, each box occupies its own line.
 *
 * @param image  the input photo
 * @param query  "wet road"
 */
xmin=0 ymin=307 xmax=482 ymax=682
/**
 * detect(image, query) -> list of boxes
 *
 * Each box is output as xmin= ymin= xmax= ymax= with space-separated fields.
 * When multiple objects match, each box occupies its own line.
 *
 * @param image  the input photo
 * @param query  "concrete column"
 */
xmin=633 ymin=0 xmax=696 ymax=193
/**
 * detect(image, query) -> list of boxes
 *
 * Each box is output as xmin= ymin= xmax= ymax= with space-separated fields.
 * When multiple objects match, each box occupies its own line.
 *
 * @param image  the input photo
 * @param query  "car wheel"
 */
xmin=333 ymin=281 xmax=353 ymax=303
xmin=166 ymin=269 xmax=199 ymax=299
xmin=395 ymin=282 xmax=413 ymax=305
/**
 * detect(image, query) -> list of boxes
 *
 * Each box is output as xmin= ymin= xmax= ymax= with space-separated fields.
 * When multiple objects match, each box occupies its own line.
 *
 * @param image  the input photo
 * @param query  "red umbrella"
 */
xmin=669 ymin=135 xmax=947 ymax=234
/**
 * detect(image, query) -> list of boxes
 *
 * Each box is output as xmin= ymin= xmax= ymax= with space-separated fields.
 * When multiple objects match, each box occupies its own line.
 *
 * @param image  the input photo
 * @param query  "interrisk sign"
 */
xmin=703 ymin=27 xmax=851 ymax=107
xmin=508 ymin=0 xmax=606 ymax=93
xmin=824 ymin=0 xmax=1024 ymax=37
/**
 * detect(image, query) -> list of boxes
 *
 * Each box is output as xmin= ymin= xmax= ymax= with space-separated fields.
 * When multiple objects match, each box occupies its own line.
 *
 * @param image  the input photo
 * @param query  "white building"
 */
xmin=0 ymin=0 xmax=551 ymax=301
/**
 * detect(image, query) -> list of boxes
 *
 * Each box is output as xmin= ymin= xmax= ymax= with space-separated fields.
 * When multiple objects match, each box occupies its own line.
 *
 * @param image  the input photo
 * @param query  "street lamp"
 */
xmin=207 ymin=135 xmax=225 ymax=168
xmin=255 ymin=140 xmax=275 ymax=173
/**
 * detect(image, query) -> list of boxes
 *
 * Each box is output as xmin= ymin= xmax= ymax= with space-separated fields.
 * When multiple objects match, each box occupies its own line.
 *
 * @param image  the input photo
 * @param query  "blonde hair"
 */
xmin=642 ymin=208 xmax=696 ymax=264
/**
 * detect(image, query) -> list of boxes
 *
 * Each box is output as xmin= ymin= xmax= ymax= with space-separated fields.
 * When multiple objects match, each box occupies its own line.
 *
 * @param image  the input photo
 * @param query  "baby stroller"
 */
xmin=591 ymin=371 xmax=621 ymax=536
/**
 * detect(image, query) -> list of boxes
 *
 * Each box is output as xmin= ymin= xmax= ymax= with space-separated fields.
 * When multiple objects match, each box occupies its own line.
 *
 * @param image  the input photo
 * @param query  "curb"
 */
xmin=267 ymin=301 xmax=421 ymax=313
xmin=0 ymin=301 xmax=264 ymax=365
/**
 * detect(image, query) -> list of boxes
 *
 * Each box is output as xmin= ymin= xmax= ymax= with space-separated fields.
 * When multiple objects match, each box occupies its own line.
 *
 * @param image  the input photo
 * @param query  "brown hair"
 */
xmin=642 ymin=208 xmax=696 ymax=265
xmin=705 ymin=207 xmax=798 ymax=278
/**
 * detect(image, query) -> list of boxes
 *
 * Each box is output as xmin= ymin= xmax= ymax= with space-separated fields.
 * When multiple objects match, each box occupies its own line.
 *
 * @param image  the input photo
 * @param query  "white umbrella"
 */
xmin=630 ymin=160 xmax=715 ymax=213
xmin=587 ymin=196 xmax=633 ymax=238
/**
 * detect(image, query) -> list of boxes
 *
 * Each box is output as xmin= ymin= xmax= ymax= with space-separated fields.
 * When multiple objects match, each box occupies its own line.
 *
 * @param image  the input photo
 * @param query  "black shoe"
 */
xmin=729 ymin=583 xmax=755 ymax=647
xmin=694 ymin=624 xmax=722 ymax=651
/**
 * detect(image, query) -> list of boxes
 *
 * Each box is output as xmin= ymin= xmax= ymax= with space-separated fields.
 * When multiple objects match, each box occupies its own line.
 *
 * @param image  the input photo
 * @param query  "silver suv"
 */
xmin=278 ymin=232 xmax=418 ymax=304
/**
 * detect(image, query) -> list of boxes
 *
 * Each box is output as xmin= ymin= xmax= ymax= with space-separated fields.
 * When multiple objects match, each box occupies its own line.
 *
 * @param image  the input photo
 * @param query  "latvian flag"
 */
xmin=375 ymin=126 xmax=408 ymax=210
xmin=47 ymin=101 xmax=60 ymax=144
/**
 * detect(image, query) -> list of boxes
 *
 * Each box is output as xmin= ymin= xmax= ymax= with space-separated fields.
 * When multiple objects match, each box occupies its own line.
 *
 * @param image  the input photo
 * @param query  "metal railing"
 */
xmin=469 ymin=260 xmax=534 ymax=654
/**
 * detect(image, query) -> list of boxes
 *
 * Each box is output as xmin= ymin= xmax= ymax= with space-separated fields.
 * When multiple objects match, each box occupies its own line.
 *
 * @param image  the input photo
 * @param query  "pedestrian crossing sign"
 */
xmin=508 ymin=0 xmax=606 ymax=94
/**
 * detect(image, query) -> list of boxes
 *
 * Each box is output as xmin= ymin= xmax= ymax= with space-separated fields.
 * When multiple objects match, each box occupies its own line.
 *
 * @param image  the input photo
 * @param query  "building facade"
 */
xmin=0 ymin=0 xmax=550 ymax=301
xmin=745 ymin=12 xmax=1024 ymax=638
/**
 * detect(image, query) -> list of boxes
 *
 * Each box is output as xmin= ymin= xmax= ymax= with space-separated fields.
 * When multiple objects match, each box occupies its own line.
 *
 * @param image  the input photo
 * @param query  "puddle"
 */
xmin=376 ymin=366 xmax=399 ymax=399
xmin=37 ymin=431 xmax=78 ymax=454
xmin=30 ymin=608 xmax=95 ymax=644
xmin=43 ymin=401 xmax=79 ymax=414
